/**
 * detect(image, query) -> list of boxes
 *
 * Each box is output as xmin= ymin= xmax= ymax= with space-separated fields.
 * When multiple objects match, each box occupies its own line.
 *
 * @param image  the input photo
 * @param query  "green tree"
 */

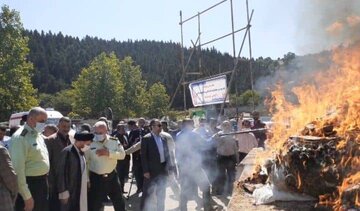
xmin=72 ymin=52 xmax=124 ymax=118
xmin=39 ymin=93 xmax=55 ymax=108
xmin=146 ymin=82 xmax=169 ymax=118
xmin=0 ymin=5 xmax=38 ymax=121
xmin=282 ymin=52 xmax=296 ymax=65
xmin=119 ymin=57 xmax=149 ymax=117
xmin=53 ymin=89 xmax=75 ymax=115
xmin=239 ymin=90 xmax=260 ymax=106
xmin=229 ymin=94 xmax=241 ymax=107
xmin=39 ymin=89 xmax=75 ymax=115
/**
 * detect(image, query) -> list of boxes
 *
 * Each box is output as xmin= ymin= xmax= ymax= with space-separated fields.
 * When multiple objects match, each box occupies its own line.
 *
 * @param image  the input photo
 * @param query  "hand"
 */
xmin=96 ymin=148 xmax=109 ymax=156
xmin=143 ymin=172 xmax=150 ymax=179
xmin=24 ymin=197 xmax=34 ymax=211
xmin=60 ymin=197 xmax=69 ymax=205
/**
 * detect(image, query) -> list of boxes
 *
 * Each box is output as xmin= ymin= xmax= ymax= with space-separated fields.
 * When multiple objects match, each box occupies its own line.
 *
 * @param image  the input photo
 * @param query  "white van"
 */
xmin=9 ymin=108 xmax=63 ymax=128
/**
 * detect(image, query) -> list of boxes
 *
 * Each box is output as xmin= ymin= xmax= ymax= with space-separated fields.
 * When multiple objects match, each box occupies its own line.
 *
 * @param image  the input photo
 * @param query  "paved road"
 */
xmin=104 ymin=173 xmax=231 ymax=211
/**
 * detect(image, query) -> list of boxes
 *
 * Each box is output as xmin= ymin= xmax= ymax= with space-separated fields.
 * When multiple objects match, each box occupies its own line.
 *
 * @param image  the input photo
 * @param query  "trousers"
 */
xmin=15 ymin=175 xmax=48 ymax=211
xmin=88 ymin=171 xmax=125 ymax=211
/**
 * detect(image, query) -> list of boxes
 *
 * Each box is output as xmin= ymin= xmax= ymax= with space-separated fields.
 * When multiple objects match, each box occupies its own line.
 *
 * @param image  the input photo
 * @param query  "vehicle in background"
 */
xmin=44 ymin=108 xmax=63 ymax=125
xmin=8 ymin=111 xmax=28 ymax=128
xmin=260 ymin=116 xmax=274 ymax=128
xmin=241 ymin=112 xmax=254 ymax=126
xmin=9 ymin=108 xmax=63 ymax=128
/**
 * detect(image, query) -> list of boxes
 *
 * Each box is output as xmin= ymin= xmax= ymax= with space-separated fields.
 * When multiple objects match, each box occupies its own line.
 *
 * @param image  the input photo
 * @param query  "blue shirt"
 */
xmin=152 ymin=132 xmax=165 ymax=163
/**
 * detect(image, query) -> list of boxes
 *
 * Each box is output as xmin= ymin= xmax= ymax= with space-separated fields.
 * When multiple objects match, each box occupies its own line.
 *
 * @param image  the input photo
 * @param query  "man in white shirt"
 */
xmin=213 ymin=121 xmax=239 ymax=195
xmin=235 ymin=120 xmax=258 ymax=162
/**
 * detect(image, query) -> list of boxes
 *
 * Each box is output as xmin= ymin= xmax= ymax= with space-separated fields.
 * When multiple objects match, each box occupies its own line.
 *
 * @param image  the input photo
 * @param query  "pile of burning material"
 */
xmin=234 ymin=41 xmax=360 ymax=210
xmin=238 ymin=121 xmax=360 ymax=210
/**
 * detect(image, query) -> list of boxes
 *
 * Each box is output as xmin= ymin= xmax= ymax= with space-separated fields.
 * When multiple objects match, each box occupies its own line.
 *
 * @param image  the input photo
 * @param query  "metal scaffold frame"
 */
xmin=169 ymin=0 xmax=255 ymax=118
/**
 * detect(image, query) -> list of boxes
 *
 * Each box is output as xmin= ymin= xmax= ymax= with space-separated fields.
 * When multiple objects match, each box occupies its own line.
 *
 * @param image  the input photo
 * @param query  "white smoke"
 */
xmin=255 ymin=0 xmax=360 ymax=102
xmin=297 ymin=0 xmax=360 ymax=54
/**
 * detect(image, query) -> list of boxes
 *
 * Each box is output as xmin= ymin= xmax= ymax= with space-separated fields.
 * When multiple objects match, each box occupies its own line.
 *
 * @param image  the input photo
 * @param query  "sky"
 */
xmin=3 ymin=0 xmax=306 ymax=59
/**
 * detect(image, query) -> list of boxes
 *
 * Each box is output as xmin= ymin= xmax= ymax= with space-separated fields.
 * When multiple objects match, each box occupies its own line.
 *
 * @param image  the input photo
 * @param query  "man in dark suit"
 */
xmin=112 ymin=122 xmax=130 ymax=193
xmin=0 ymin=145 xmax=18 ymax=211
xmin=140 ymin=119 xmax=171 ymax=211
xmin=45 ymin=117 xmax=72 ymax=211
xmin=128 ymin=120 xmax=143 ymax=193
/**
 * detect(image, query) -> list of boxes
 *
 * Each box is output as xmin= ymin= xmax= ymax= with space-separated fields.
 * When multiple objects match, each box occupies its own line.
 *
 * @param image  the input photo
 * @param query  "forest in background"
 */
xmin=1 ymin=4 xmax=306 ymax=121
xmin=25 ymin=30 xmax=288 ymax=109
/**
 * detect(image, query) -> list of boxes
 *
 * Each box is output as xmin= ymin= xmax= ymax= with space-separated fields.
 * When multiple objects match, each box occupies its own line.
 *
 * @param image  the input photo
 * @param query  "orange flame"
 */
xmin=267 ymin=43 xmax=360 ymax=150
xmin=266 ymin=42 xmax=360 ymax=208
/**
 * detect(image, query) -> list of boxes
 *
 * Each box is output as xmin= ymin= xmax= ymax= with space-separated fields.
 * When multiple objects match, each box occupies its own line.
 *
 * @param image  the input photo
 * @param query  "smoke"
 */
xmin=255 ymin=0 xmax=360 ymax=105
xmin=297 ymin=0 xmax=360 ymax=54
xmin=141 ymin=127 xmax=218 ymax=210
xmin=254 ymin=52 xmax=332 ymax=101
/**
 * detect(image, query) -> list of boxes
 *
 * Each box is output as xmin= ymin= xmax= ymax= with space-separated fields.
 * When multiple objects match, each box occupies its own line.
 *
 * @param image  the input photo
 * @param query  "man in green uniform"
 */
xmin=86 ymin=121 xmax=126 ymax=211
xmin=9 ymin=107 xmax=50 ymax=211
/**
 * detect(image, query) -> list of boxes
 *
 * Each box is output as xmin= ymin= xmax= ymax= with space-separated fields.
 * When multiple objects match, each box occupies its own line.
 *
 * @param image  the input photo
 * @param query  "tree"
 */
xmin=282 ymin=52 xmax=296 ymax=65
xmin=39 ymin=93 xmax=55 ymax=108
xmin=239 ymin=90 xmax=260 ymax=106
xmin=146 ymin=82 xmax=169 ymax=118
xmin=39 ymin=89 xmax=75 ymax=115
xmin=119 ymin=57 xmax=149 ymax=117
xmin=72 ymin=52 xmax=124 ymax=118
xmin=0 ymin=5 xmax=38 ymax=121
xmin=52 ymin=89 xmax=75 ymax=115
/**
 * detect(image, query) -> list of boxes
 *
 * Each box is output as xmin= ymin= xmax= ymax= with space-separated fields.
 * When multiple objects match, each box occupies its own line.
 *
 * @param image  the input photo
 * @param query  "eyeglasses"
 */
xmin=155 ymin=124 xmax=162 ymax=127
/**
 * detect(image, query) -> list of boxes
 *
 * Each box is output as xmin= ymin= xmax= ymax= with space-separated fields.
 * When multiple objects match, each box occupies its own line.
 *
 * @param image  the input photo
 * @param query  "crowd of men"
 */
xmin=0 ymin=107 xmax=267 ymax=211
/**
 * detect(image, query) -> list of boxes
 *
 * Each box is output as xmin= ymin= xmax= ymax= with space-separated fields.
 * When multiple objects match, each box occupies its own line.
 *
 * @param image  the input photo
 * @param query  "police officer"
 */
xmin=86 ymin=121 xmax=126 ymax=211
xmin=9 ymin=107 xmax=50 ymax=211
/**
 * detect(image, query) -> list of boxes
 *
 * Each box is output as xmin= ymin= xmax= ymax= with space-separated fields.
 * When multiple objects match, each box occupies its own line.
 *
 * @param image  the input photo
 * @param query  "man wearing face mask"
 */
xmin=9 ymin=107 xmax=50 ymax=211
xmin=57 ymin=131 xmax=94 ymax=211
xmin=86 ymin=121 xmax=126 ymax=211
xmin=44 ymin=117 xmax=72 ymax=211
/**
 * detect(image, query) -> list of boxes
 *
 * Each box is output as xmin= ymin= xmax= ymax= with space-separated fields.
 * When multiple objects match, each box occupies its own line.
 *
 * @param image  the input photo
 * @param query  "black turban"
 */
xmin=74 ymin=131 xmax=94 ymax=141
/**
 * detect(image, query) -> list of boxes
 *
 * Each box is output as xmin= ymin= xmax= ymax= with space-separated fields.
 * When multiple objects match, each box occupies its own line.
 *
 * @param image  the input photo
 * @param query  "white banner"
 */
xmin=189 ymin=75 xmax=229 ymax=107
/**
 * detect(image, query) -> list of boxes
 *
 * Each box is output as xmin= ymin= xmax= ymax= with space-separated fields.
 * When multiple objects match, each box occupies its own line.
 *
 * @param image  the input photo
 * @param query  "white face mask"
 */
xmin=81 ymin=144 xmax=91 ymax=152
xmin=94 ymin=134 xmax=105 ymax=142
xmin=35 ymin=122 xmax=46 ymax=133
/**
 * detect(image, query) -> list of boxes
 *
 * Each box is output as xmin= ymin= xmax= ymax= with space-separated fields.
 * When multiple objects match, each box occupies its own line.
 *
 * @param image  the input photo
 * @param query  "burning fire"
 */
xmin=265 ymin=42 xmax=360 ymax=210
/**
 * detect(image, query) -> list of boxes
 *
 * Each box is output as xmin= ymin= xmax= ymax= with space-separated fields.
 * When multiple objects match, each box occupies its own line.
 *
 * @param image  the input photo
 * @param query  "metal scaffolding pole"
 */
xmin=168 ymin=36 xmax=200 ymax=108
xmin=218 ymin=10 xmax=254 ymax=118
xmin=197 ymin=12 xmax=202 ymax=74
xmin=230 ymin=0 xmax=239 ymax=120
xmin=169 ymin=0 xmax=254 ymax=114
xmin=246 ymin=0 xmax=255 ymax=111
xmin=180 ymin=11 xmax=187 ymax=110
